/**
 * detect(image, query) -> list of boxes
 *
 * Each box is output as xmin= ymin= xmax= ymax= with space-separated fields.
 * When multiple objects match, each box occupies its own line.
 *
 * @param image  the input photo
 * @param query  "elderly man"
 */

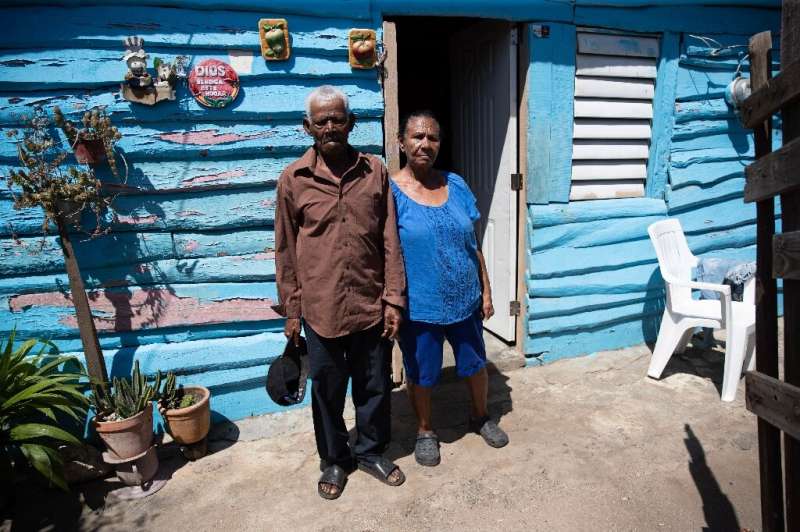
xmin=273 ymin=86 xmax=406 ymax=499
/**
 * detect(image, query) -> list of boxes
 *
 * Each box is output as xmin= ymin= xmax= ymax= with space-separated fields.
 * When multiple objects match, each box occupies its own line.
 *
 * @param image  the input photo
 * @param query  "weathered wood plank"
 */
xmin=528 ymin=244 xmax=755 ymax=297
xmin=672 ymin=117 xmax=753 ymax=141
xmin=0 ymin=186 xmax=277 ymax=237
xmin=574 ymin=76 xmax=654 ymax=99
xmin=574 ymin=6 xmax=781 ymax=35
xmin=0 ymin=7 xmax=364 ymax=54
xmin=571 ymin=161 xmax=647 ymax=180
xmin=749 ymin=28 xmax=784 ymax=532
xmin=531 ymin=223 xmax=758 ymax=281
xmin=774 ymin=231 xmax=800 ymax=280
xmin=676 ymin=65 xmax=781 ymax=102
xmin=674 ymin=98 xmax=736 ymax=123
xmin=746 ymin=371 xmax=800 ymax=441
xmin=529 ymin=298 xmax=663 ymax=336
xmin=569 ymin=181 xmax=644 ymax=200
xmin=573 ymin=118 xmax=651 ymax=139
xmin=576 ymin=53 xmax=657 ymax=79
xmin=0 ymin=47 xmax=374 ymax=91
xmin=669 ymin=158 xmax=751 ymax=188
xmin=0 ymin=79 xmax=383 ymax=126
xmin=528 ymin=290 xmax=664 ymax=320
xmin=742 ymin=60 xmax=800 ymax=128
xmin=2 ymin=282 xmax=279 ymax=336
xmin=745 ymin=136 xmax=800 ymax=202
xmin=0 ymin=228 xmax=274 ymax=276
xmin=0 ymin=253 xmax=276 ymax=296
xmin=0 ymin=119 xmax=383 ymax=162
xmin=574 ymin=98 xmax=653 ymax=119
xmin=572 ymin=140 xmax=649 ymax=160
xmin=529 ymin=197 xmax=666 ymax=228
xmin=577 ymin=32 xmax=659 ymax=58
xmin=0 ymin=0 xmax=373 ymax=19
xmin=529 ymin=213 xmax=664 ymax=251
xmin=646 ymin=31 xmax=680 ymax=199
xmin=667 ymin=175 xmax=748 ymax=211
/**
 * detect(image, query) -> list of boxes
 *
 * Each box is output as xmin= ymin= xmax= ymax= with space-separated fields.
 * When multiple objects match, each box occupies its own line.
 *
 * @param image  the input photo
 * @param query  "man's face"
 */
xmin=303 ymin=98 xmax=355 ymax=157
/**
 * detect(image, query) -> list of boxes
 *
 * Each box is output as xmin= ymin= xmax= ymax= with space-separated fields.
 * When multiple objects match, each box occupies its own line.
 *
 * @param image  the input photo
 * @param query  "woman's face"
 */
xmin=401 ymin=116 xmax=441 ymax=170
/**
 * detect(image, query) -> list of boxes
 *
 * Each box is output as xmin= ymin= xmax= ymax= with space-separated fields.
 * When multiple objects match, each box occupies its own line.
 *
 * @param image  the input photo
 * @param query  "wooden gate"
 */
xmin=741 ymin=2 xmax=800 ymax=530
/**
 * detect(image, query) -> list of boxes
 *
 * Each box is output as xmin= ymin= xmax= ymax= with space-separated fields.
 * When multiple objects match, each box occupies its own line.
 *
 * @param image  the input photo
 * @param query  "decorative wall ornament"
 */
xmin=259 ymin=19 xmax=290 ymax=61
xmin=120 ymin=36 xmax=177 ymax=106
xmin=348 ymin=29 xmax=377 ymax=69
xmin=188 ymin=59 xmax=240 ymax=108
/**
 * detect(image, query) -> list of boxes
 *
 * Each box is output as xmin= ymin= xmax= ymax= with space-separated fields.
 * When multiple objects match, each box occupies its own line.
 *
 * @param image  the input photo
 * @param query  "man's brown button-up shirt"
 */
xmin=273 ymin=147 xmax=406 ymax=338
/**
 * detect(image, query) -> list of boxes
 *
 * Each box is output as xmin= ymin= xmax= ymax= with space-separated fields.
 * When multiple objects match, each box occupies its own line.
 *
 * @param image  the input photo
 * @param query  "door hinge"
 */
xmin=531 ymin=24 xmax=550 ymax=38
xmin=511 ymin=27 xmax=519 ymax=46
xmin=509 ymin=300 xmax=521 ymax=316
xmin=511 ymin=173 xmax=524 ymax=191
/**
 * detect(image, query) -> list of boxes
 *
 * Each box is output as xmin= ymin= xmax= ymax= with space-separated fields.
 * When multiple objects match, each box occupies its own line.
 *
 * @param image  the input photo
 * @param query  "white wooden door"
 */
xmin=450 ymin=22 xmax=518 ymax=342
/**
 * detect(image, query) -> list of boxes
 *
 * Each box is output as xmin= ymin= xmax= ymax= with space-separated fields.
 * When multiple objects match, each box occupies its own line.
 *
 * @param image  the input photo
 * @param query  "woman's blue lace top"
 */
xmin=390 ymin=172 xmax=481 ymax=324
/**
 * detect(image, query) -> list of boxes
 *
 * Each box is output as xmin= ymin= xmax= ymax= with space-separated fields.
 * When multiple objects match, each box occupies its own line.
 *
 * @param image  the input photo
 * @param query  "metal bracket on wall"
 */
xmin=509 ymin=300 xmax=521 ymax=316
xmin=530 ymin=25 xmax=550 ymax=38
xmin=511 ymin=173 xmax=524 ymax=191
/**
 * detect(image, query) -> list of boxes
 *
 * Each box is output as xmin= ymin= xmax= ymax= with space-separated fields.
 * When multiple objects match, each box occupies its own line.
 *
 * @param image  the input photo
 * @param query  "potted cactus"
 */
xmin=159 ymin=374 xmax=210 ymax=459
xmin=89 ymin=361 xmax=160 ymax=460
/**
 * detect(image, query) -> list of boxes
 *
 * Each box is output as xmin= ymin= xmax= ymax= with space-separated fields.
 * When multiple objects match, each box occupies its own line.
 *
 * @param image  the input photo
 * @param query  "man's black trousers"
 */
xmin=304 ymin=322 xmax=392 ymax=469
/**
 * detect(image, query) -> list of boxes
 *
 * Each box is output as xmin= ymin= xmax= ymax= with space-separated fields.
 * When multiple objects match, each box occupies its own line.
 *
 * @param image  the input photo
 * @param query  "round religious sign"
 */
xmin=188 ymin=59 xmax=240 ymax=108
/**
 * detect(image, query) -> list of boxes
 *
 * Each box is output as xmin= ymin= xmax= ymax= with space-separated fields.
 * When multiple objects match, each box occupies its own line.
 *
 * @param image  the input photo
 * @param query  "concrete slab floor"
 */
xmin=4 ymin=325 xmax=784 ymax=532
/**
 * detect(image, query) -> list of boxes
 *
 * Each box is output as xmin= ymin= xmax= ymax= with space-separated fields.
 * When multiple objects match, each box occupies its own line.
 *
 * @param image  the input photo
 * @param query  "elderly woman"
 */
xmin=390 ymin=110 xmax=509 ymax=467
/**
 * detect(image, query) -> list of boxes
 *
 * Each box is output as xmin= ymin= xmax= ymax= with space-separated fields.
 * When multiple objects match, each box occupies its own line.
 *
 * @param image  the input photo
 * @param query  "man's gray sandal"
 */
xmin=470 ymin=416 xmax=509 ymax=448
xmin=318 ymin=464 xmax=347 ymax=500
xmin=357 ymin=456 xmax=406 ymax=486
xmin=414 ymin=432 xmax=441 ymax=466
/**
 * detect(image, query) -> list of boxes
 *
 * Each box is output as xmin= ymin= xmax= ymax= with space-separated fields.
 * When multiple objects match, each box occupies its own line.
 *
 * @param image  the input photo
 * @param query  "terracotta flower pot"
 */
xmin=72 ymin=137 xmax=107 ymax=165
xmin=164 ymin=386 xmax=211 ymax=446
xmin=93 ymin=402 xmax=154 ymax=460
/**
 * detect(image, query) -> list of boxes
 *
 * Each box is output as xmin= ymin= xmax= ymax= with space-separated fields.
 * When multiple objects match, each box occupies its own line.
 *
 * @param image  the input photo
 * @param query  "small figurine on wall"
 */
xmin=259 ymin=19 xmax=290 ymax=61
xmin=349 ymin=29 xmax=377 ymax=69
xmin=121 ymin=36 xmax=177 ymax=105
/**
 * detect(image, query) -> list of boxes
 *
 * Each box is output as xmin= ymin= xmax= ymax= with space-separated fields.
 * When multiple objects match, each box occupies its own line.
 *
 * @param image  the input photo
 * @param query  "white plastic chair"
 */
xmin=647 ymin=219 xmax=756 ymax=401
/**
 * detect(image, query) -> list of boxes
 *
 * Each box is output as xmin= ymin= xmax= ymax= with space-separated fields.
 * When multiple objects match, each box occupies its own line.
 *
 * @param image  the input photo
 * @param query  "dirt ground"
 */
xmin=5 ymin=331 xmax=775 ymax=532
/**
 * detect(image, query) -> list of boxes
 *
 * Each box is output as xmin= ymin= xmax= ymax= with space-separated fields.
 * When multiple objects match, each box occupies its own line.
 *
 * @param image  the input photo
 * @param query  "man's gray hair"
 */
xmin=305 ymin=85 xmax=350 ymax=117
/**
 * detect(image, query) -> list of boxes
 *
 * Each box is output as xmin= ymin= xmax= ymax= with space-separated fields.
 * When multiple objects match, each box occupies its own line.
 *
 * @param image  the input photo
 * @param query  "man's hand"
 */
xmin=382 ymin=305 xmax=402 ymax=340
xmin=481 ymin=293 xmax=495 ymax=321
xmin=284 ymin=317 xmax=301 ymax=346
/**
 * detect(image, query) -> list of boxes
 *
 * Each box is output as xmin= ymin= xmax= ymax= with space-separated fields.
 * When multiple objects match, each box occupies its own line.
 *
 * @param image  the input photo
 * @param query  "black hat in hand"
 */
xmin=266 ymin=336 xmax=309 ymax=406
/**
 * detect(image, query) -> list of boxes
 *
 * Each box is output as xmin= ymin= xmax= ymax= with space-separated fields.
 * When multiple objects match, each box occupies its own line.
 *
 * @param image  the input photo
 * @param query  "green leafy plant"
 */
xmin=159 ymin=372 xmax=196 ymax=410
xmin=0 ymin=330 xmax=88 ymax=491
xmin=4 ymin=106 xmax=120 ymax=238
xmin=53 ymin=106 xmax=122 ymax=177
xmin=89 ymin=360 xmax=161 ymax=422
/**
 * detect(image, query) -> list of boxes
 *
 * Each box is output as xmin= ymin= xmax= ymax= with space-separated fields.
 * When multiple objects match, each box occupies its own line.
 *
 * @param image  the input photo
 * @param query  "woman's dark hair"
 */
xmin=398 ymin=109 xmax=440 ymax=140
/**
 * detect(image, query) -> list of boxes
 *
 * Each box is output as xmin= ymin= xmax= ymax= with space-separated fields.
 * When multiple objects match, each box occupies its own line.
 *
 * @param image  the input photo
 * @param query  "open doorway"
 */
xmin=385 ymin=17 xmax=520 ymax=343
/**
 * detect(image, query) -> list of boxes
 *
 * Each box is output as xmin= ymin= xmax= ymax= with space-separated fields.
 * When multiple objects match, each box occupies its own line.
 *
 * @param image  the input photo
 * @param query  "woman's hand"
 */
xmin=481 ymin=292 xmax=494 ymax=321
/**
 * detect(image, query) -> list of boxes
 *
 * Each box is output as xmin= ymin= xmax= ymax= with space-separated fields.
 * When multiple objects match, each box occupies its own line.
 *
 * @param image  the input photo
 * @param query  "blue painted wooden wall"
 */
xmin=0 ymin=2 xmax=384 ymax=423
xmin=524 ymin=17 xmax=783 ymax=363
xmin=0 ymin=0 xmax=784 ymax=421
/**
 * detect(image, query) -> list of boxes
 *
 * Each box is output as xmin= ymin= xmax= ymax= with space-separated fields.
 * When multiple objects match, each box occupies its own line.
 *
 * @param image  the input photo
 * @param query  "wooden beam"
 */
xmin=749 ymin=29 xmax=784 ymax=532
xmin=775 ymin=231 xmax=800 ymax=280
xmin=381 ymin=20 xmax=400 ymax=176
xmin=780 ymin=2 xmax=800 ymax=528
xmin=56 ymin=217 xmax=108 ymax=385
xmin=741 ymin=59 xmax=800 ymax=129
xmin=745 ymin=136 xmax=800 ymax=202
xmin=746 ymin=371 xmax=800 ymax=442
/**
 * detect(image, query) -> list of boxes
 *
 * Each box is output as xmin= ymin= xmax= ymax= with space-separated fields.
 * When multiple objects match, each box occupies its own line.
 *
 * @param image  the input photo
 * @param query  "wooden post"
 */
xmin=780 ymin=2 xmax=800 ymax=526
xmin=56 ymin=217 xmax=108 ymax=385
xmin=381 ymin=19 xmax=403 ymax=385
xmin=749 ymin=30 xmax=785 ymax=532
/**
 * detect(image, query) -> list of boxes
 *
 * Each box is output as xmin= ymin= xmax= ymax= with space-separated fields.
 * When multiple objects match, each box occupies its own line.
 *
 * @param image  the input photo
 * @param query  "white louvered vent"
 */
xmin=571 ymin=31 xmax=659 ymax=201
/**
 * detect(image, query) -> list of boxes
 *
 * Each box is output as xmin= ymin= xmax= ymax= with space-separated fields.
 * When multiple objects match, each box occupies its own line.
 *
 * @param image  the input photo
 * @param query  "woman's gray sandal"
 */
xmin=415 ymin=432 xmax=441 ymax=466
xmin=469 ymin=416 xmax=509 ymax=448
